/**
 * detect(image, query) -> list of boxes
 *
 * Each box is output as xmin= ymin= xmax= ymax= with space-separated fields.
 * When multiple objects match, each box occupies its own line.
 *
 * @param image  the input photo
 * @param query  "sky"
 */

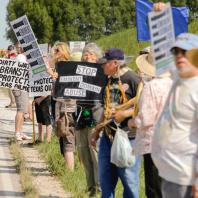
xmin=0 ymin=0 xmax=11 ymax=49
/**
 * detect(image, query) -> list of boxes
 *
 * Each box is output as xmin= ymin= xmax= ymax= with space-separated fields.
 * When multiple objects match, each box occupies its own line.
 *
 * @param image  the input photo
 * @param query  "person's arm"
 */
xmin=112 ymin=108 xmax=134 ymax=123
xmin=34 ymin=96 xmax=47 ymax=105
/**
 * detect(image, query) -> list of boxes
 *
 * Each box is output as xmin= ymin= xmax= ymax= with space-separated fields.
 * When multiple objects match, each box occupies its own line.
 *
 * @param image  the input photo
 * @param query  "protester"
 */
xmin=75 ymin=43 xmax=102 ymax=197
xmin=91 ymin=48 xmax=141 ymax=198
xmin=12 ymin=44 xmax=32 ymax=141
xmin=5 ymin=45 xmax=17 ymax=108
xmin=128 ymin=47 xmax=173 ymax=198
xmin=47 ymin=42 xmax=76 ymax=171
xmin=34 ymin=95 xmax=52 ymax=143
xmin=151 ymin=31 xmax=198 ymax=198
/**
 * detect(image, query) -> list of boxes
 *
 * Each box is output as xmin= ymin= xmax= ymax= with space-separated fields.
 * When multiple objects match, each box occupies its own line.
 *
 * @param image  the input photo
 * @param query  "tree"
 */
xmin=6 ymin=0 xmax=53 ymax=44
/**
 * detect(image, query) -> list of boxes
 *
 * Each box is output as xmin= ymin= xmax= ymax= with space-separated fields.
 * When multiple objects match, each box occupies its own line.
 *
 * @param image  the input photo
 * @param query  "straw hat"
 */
xmin=186 ymin=48 xmax=198 ymax=68
xmin=136 ymin=52 xmax=156 ymax=77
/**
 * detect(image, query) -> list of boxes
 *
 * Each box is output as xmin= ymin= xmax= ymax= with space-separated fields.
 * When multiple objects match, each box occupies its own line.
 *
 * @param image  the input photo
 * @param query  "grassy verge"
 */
xmin=37 ymin=135 xmax=146 ymax=198
xmin=10 ymin=139 xmax=39 ymax=198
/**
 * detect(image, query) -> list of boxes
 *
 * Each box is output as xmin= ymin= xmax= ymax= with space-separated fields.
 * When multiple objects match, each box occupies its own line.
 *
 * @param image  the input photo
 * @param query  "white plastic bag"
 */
xmin=110 ymin=127 xmax=135 ymax=168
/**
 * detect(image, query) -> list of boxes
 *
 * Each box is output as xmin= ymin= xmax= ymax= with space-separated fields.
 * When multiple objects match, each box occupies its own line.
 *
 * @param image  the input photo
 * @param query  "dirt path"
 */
xmin=0 ymin=89 xmax=71 ymax=198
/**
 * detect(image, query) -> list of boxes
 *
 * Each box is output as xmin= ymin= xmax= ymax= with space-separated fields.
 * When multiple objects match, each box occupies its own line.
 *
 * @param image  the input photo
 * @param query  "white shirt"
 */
xmin=152 ymin=76 xmax=198 ymax=185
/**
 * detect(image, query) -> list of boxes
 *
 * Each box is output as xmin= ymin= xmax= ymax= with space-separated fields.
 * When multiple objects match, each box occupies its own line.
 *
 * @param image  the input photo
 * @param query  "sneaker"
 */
xmin=5 ymin=104 xmax=16 ymax=108
xmin=15 ymin=133 xmax=22 ymax=141
xmin=21 ymin=133 xmax=32 ymax=140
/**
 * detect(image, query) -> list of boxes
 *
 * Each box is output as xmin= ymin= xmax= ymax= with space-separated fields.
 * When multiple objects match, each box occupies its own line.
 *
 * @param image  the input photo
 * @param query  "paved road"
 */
xmin=0 ymin=92 xmax=24 ymax=197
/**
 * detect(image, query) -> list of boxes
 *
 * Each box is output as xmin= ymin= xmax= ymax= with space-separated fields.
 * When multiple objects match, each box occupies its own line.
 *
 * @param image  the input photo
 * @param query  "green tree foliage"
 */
xmin=6 ymin=0 xmax=135 ymax=43
xmin=6 ymin=0 xmax=198 ymax=44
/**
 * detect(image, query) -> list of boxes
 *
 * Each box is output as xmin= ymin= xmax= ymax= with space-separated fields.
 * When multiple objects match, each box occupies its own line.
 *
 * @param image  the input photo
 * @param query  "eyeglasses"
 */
xmin=171 ymin=48 xmax=186 ymax=56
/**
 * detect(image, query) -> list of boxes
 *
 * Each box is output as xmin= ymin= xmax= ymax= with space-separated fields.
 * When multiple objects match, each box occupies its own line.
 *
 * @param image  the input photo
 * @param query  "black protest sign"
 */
xmin=0 ymin=58 xmax=29 ymax=91
xmin=54 ymin=61 xmax=107 ymax=101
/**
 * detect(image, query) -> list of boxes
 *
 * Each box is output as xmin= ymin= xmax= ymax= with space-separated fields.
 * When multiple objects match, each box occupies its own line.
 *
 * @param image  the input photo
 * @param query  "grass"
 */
xmin=10 ymin=139 xmax=39 ymax=198
xmin=37 ymin=135 xmax=146 ymax=198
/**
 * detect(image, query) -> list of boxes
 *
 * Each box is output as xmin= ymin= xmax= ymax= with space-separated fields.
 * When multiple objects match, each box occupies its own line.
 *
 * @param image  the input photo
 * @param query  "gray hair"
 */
xmin=82 ymin=43 xmax=103 ymax=59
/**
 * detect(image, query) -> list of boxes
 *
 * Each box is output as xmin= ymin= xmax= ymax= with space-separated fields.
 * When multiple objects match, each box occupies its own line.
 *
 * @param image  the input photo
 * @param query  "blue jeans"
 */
xmin=99 ymin=133 xmax=141 ymax=198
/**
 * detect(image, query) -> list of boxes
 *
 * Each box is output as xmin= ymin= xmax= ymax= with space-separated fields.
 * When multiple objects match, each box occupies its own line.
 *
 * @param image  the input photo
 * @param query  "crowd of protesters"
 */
xmin=1 ymin=2 xmax=198 ymax=198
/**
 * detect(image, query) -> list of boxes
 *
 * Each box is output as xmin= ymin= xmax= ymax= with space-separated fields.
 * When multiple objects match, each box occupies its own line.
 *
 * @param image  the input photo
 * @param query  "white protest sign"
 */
xmin=76 ymin=65 xmax=97 ymax=77
xmin=69 ymin=41 xmax=85 ymax=53
xmin=59 ymin=75 xmax=83 ymax=83
xmin=39 ymin=43 xmax=49 ymax=57
xmin=148 ymin=3 xmax=175 ymax=75
xmin=0 ymin=58 xmax=29 ymax=91
xmin=79 ymin=81 xmax=101 ymax=94
xmin=10 ymin=15 xmax=47 ymax=80
xmin=64 ymin=88 xmax=86 ymax=97
xmin=29 ymin=75 xmax=53 ymax=97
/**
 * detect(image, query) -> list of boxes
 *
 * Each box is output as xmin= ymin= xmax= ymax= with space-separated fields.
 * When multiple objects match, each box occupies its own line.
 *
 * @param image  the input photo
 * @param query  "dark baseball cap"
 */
xmin=98 ymin=48 xmax=124 ymax=64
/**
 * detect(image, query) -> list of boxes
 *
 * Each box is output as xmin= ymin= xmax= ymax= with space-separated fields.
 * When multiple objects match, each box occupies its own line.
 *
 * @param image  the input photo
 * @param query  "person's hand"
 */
xmin=52 ymin=71 xmax=58 ymax=80
xmin=34 ymin=97 xmax=45 ymax=105
xmin=153 ymin=2 xmax=166 ymax=11
xmin=90 ymin=130 xmax=100 ymax=149
xmin=128 ymin=118 xmax=136 ymax=129
xmin=192 ymin=185 xmax=198 ymax=198
xmin=112 ymin=110 xmax=126 ymax=123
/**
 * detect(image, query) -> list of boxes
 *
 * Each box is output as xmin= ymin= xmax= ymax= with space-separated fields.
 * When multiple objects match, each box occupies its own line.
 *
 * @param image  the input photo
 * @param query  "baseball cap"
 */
xmin=171 ymin=33 xmax=198 ymax=51
xmin=98 ymin=48 xmax=124 ymax=64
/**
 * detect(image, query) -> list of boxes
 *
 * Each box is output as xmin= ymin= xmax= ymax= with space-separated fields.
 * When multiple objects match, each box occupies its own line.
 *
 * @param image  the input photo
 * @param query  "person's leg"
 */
xmin=118 ymin=139 xmax=141 ymax=198
xmin=46 ymin=125 xmax=52 ymax=142
xmin=9 ymin=90 xmax=16 ymax=106
xmin=64 ymin=151 xmax=74 ymax=171
xmin=63 ymin=125 xmax=75 ymax=171
xmin=161 ymin=178 xmax=192 ymax=198
xmin=144 ymin=154 xmax=162 ymax=198
xmin=99 ymin=133 xmax=118 ymax=198
xmin=15 ymin=111 xmax=24 ymax=140
xmin=38 ymin=123 xmax=44 ymax=142
xmin=88 ymin=128 xmax=99 ymax=190
xmin=76 ymin=128 xmax=95 ymax=191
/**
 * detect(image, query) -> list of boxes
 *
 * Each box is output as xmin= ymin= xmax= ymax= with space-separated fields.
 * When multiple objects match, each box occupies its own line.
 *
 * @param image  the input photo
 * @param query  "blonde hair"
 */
xmin=53 ymin=42 xmax=71 ymax=63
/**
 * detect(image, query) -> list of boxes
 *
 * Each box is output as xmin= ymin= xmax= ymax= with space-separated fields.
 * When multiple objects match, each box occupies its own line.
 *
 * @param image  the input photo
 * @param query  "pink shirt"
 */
xmin=133 ymin=77 xmax=173 ymax=155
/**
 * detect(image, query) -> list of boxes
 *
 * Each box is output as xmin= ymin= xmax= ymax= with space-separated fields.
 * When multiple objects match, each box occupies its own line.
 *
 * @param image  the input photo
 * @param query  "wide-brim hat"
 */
xmin=186 ymin=49 xmax=198 ymax=68
xmin=136 ymin=53 xmax=156 ymax=77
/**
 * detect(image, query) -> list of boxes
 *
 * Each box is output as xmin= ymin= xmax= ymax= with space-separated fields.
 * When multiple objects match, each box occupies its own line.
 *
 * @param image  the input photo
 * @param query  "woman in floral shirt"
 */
xmin=128 ymin=50 xmax=173 ymax=198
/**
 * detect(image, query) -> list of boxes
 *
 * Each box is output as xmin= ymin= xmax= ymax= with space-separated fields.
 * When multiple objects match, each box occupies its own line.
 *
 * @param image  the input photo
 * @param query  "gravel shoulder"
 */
xmin=0 ymin=89 xmax=72 ymax=198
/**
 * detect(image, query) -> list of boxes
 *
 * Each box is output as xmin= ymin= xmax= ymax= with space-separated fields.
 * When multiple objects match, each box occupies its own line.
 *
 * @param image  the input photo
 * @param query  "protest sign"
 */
xmin=148 ymin=3 xmax=175 ymax=75
xmin=69 ymin=41 xmax=85 ymax=53
xmin=10 ymin=15 xmax=47 ymax=80
xmin=39 ymin=43 xmax=49 ymax=57
xmin=54 ymin=61 xmax=107 ymax=102
xmin=29 ymin=75 xmax=53 ymax=97
xmin=0 ymin=58 xmax=29 ymax=91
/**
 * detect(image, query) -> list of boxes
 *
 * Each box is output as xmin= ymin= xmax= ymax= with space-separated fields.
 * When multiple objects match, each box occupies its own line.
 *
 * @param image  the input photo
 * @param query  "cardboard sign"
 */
xmin=0 ymin=58 xmax=29 ymax=91
xmin=10 ymin=15 xmax=47 ymax=80
xmin=148 ymin=3 xmax=175 ymax=75
xmin=54 ymin=61 xmax=107 ymax=101
xmin=29 ymin=75 xmax=53 ymax=97
xmin=69 ymin=41 xmax=85 ymax=53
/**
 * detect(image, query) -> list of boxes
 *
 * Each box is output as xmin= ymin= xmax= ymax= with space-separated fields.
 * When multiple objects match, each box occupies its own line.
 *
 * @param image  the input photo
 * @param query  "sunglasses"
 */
xmin=54 ymin=49 xmax=60 ymax=53
xmin=171 ymin=48 xmax=186 ymax=56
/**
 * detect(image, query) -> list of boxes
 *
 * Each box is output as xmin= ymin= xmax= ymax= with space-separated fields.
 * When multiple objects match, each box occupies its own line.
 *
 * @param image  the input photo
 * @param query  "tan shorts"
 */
xmin=60 ymin=126 xmax=75 ymax=153
xmin=12 ymin=90 xmax=29 ymax=113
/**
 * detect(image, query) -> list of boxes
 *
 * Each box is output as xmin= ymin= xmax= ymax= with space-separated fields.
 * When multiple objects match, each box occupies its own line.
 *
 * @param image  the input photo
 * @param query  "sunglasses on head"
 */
xmin=171 ymin=48 xmax=186 ymax=56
